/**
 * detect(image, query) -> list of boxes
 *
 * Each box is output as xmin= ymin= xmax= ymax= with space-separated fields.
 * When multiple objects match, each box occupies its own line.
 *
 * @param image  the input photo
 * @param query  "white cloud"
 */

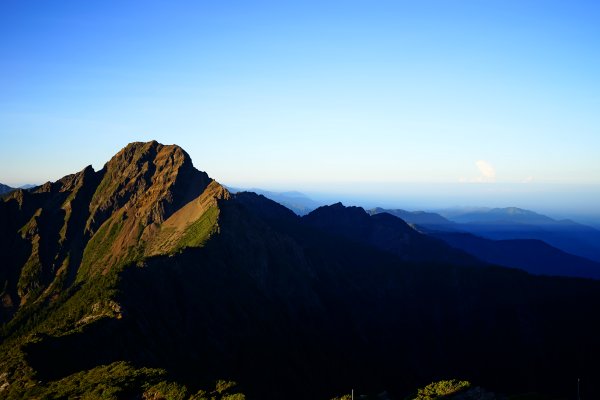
xmin=522 ymin=176 xmax=534 ymax=183
xmin=475 ymin=160 xmax=496 ymax=182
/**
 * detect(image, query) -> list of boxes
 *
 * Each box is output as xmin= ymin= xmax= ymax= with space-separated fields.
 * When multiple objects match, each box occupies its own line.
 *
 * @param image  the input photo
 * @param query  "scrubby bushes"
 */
xmin=410 ymin=379 xmax=471 ymax=399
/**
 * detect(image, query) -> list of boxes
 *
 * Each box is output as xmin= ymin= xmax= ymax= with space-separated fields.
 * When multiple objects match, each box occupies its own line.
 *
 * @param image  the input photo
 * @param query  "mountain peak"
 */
xmin=105 ymin=141 xmax=195 ymax=187
xmin=1 ymin=141 xmax=222 ymax=293
xmin=310 ymin=202 xmax=367 ymax=215
xmin=76 ymin=140 xmax=220 ymax=275
xmin=87 ymin=141 xmax=209 ymax=230
xmin=114 ymin=140 xmax=191 ymax=166
xmin=495 ymin=207 xmax=535 ymax=215
xmin=304 ymin=202 xmax=370 ymax=227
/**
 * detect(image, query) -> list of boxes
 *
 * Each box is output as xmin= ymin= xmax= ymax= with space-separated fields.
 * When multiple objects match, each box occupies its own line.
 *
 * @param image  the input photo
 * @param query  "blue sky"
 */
xmin=1 ymin=1 xmax=599 ymax=217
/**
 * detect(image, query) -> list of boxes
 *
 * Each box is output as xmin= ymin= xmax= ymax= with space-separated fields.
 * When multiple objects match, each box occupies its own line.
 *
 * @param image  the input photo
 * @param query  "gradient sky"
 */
xmin=1 ymin=1 xmax=599 ymax=217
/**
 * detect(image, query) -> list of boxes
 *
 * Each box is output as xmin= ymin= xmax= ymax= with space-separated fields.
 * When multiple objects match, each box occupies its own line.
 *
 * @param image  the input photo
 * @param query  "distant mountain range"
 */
xmin=0 ymin=183 xmax=13 ymax=195
xmin=370 ymin=207 xmax=600 ymax=279
xmin=226 ymin=186 xmax=322 ymax=215
xmin=368 ymin=207 xmax=459 ymax=231
xmin=0 ymin=183 xmax=37 ymax=195
xmin=248 ymin=197 xmax=600 ymax=266
xmin=432 ymin=232 xmax=600 ymax=279
xmin=1 ymin=141 xmax=600 ymax=399
xmin=167 ymin=186 xmax=600 ymax=279
xmin=437 ymin=207 xmax=600 ymax=263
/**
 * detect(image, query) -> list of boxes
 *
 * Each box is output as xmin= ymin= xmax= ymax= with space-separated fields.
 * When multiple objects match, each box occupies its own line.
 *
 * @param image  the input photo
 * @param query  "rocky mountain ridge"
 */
xmin=0 ymin=141 xmax=222 ymax=321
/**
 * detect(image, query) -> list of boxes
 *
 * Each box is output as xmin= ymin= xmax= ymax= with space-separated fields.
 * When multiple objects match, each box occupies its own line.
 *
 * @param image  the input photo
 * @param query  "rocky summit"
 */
xmin=1 ymin=141 xmax=600 ymax=400
xmin=0 ymin=141 xmax=224 ymax=316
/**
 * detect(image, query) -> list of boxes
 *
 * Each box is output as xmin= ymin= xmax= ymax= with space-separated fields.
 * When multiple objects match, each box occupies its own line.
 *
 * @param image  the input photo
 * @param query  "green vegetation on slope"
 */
xmin=0 ymin=360 xmax=246 ymax=400
xmin=19 ymin=361 xmax=166 ymax=400
xmin=173 ymin=205 xmax=219 ymax=253
xmin=77 ymin=211 xmax=141 ymax=281
xmin=16 ymin=238 xmax=42 ymax=301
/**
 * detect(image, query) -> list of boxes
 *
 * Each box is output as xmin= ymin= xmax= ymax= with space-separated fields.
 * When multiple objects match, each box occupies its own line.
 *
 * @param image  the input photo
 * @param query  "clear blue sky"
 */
xmin=1 ymin=1 xmax=599 ymax=217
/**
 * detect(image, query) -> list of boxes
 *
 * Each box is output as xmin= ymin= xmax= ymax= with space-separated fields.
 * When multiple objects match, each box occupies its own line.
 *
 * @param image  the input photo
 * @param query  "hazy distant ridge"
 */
xmin=371 ymin=207 xmax=600 ymax=279
xmin=438 ymin=207 xmax=600 ymax=263
xmin=226 ymin=186 xmax=322 ymax=215
xmin=0 ymin=183 xmax=14 ymax=195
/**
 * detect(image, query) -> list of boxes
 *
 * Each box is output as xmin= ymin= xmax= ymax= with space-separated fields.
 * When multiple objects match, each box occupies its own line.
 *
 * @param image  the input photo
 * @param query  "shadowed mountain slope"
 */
xmin=368 ymin=207 xmax=459 ymax=231
xmin=433 ymin=231 xmax=600 ymax=280
xmin=304 ymin=204 xmax=479 ymax=265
